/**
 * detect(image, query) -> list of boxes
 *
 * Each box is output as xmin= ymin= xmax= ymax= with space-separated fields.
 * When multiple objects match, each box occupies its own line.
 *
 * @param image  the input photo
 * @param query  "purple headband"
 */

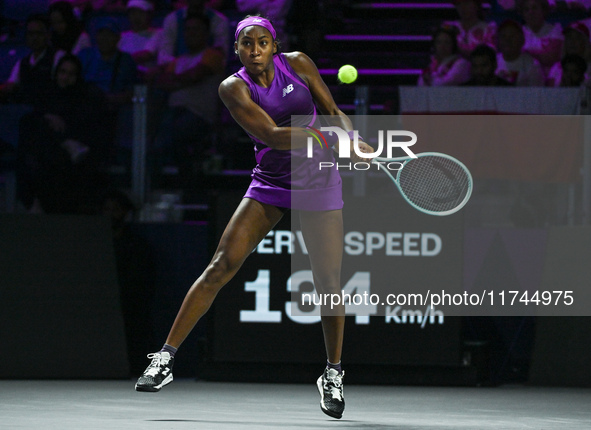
xmin=234 ymin=16 xmax=276 ymax=41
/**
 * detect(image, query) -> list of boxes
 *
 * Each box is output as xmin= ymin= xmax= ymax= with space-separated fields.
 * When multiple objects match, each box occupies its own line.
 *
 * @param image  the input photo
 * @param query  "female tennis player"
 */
xmin=135 ymin=15 xmax=372 ymax=420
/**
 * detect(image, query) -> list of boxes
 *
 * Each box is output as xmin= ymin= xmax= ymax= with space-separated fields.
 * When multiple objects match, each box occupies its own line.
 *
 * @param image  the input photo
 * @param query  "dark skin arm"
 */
xmin=219 ymin=51 xmax=372 ymax=160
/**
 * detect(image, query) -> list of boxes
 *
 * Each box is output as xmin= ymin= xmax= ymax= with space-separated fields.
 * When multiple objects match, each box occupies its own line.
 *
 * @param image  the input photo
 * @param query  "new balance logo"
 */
xmin=282 ymin=84 xmax=294 ymax=97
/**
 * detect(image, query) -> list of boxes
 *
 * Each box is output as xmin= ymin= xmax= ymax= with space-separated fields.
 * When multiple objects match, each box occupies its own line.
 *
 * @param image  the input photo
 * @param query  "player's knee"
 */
xmin=201 ymin=253 xmax=239 ymax=289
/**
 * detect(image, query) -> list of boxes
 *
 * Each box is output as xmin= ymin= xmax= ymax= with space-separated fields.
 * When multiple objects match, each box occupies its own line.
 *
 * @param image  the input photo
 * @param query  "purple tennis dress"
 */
xmin=235 ymin=53 xmax=343 ymax=211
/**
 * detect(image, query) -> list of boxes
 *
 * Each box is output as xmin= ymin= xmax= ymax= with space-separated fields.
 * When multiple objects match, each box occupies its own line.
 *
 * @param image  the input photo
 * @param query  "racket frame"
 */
xmin=371 ymin=152 xmax=473 ymax=216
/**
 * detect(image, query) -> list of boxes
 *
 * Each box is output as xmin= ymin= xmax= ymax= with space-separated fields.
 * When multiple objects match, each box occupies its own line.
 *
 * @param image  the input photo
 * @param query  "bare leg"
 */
xmin=165 ymin=198 xmax=284 ymax=348
xmin=299 ymin=209 xmax=344 ymax=364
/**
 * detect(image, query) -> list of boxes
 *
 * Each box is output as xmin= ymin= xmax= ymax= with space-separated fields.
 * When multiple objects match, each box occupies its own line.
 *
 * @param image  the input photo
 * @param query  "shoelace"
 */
xmin=324 ymin=374 xmax=343 ymax=401
xmin=144 ymin=353 xmax=169 ymax=377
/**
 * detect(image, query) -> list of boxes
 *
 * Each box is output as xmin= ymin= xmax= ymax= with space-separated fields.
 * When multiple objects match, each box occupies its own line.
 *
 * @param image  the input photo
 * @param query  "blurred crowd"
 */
xmin=0 ymin=0 xmax=313 ymax=215
xmin=419 ymin=0 xmax=591 ymax=87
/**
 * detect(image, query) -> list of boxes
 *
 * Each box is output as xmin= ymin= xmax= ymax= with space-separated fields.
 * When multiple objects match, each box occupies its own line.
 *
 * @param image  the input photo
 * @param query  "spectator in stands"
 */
xmin=170 ymin=0 xmax=228 ymax=10
xmin=151 ymin=14 xmax=224 ymax=186
xmin=49 ymin=1 xmax=91 ymax=54
xmin=546 ymin=22 xmax=591 ymax=86
xmin=496 ymin=0 xmax=517 ymax=9
xmin=235 ymin=0 xmax=293 ymax=50
xmin=0 ymin=14 xmax=66 ymax=105
xmin=77 ymin=17 xmax=137 ymax=106
xmin=559 ymin=53 xmax=588 ymax=85
xmin=517 ymin=0 xmax=563 ymax=71
xmin=464 ymin=43 xmax=514 ymax=85
xmin=418 ymin=26 xmax=471 ymax=86
xmin=496 ymin=19 xmax=545 ymax=85
xmin=89 ymin=0 xmax=128 ymax=14
xmin=158 ymin=0 xmax=229 ymax=65
xmin=49 ymin=0 xmax=92 ymax=18
xmin=119 ymin=0 xmax=163 ymax=72
xmin=556 ymin=0 xmax=591 ymax=11
xmin=16 ymin=54 xmax=110 ymax=214
xmin=445 ymin=0 xmax=497 ymax=56
xmin=78 ymin=18 xmax=137 ymax=163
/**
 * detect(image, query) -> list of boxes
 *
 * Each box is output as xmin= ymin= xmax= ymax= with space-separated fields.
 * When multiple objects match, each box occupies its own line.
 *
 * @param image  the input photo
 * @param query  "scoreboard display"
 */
xmin=207 ymin=188 xmax=463 ymax=367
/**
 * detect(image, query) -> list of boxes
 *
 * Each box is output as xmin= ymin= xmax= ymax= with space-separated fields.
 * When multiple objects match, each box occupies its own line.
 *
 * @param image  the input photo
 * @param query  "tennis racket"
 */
xmin=372 ymin=152 xmax=473 ymax=216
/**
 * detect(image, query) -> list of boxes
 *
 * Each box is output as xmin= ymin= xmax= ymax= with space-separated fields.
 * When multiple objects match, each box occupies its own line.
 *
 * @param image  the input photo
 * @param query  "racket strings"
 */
xmin=398 ymin=156 xmax=471 ymax=213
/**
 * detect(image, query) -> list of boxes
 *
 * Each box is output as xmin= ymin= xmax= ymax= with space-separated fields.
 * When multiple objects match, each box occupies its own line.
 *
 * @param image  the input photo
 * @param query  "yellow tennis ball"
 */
xmin=338 ymin=65 xmax=358 ymax=84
